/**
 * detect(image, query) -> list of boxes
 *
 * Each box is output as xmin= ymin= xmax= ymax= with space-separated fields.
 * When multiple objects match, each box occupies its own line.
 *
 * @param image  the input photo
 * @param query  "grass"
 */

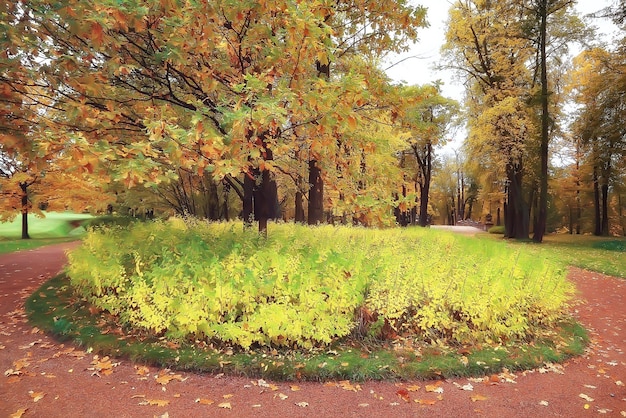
xmin=0 ymin=211 xmax=94 ymax=240
xmin=0 ymin=237 xmax=79 ymax=254
xmin=26 ymin=274 xmax=588 ymax=381
xmin=477 ymin=233 xmax=626 ymax=279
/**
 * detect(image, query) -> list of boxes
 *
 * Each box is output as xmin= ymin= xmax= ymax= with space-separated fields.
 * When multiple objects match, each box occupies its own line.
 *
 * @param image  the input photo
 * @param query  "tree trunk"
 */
xmin=253 ymin=149 xmax=280 ymax=236
xmin=243 ymin=170 xmax=255 ymax=228
xmin=593 ymin=165 xmax=602 ymax=236
xmin=533 ymin=0 xmax=549 ymax=243
xmin=601 ymin=182 xmax=609 ymax=236
xmin=504 ymin=162 xmax=529 ymax=239
xmin=307 ymin=159 xmax=324 ymax=225
xmin=20 ymin=182 xmax=30 ymax=240
xmin=294 ymin=190 xmax=305 ymax=223
xmin=417 ymin=142 xmax=432 ymax=227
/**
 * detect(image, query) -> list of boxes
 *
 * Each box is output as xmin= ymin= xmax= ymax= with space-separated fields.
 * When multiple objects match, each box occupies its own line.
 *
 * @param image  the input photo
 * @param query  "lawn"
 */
xmin=0 ymin=212 xmax=94 ymax=254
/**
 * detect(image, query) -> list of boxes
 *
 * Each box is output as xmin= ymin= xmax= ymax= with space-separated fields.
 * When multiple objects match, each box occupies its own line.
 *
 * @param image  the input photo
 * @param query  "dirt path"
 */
xmin=1 ymin=244 xmax=624 ymax=417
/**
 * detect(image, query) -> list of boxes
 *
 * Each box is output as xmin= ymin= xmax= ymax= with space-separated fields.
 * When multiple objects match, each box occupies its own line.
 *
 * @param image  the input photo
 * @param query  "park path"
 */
xmin=0 ymin=243 xmax=624 ymax=417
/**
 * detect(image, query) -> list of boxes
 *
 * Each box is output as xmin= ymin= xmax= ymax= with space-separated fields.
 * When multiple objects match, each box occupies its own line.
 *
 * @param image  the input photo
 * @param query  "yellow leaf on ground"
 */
xmin=407 ymin=385 xmax=421 ymax=392
xmin=290 ymin=385 xmax=301 ymax=391
xmin=195 ymin=398 xmax=214 ymax=405
xmin=218 ymin=402 xmax=232 ymax=409
xmin=425 ymin=382 xmax=444 ymax=393
xmin=222 ymin=394 xmax=234 ymax=399
xmin=140 ymin=399 xmax=169 ymax=406
xmin=135 ymin=366 xmax=150 ymax=376
xmin=471 ymin=394 xmax=488 ymax=402
xmin=29 ymin=391 xmax=45 ymax=402
xmin=10 ymin=408 xmax=27 ymax=418
xmin=155 ymin=373 xmax=184 ymax=385
xmin=415 ymin=399 xmax=437 ymax=405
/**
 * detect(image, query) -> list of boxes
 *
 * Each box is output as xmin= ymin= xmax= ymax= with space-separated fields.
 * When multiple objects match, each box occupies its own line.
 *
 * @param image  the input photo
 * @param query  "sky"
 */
xmin=383 ymin=0 xmax=620 ymax=152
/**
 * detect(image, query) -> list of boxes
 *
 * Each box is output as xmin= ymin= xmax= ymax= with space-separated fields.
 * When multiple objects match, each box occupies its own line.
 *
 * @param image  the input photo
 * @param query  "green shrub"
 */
xmin=488 ymin=225 xmax=505 ymax=234
xmin=67 ymin=220 xmax=574 ymax=350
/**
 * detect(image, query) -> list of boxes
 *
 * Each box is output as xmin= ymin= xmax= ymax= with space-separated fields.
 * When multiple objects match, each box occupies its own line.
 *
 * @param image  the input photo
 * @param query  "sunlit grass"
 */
xmin=477 ymin=233 xmax=626 ymax=278
xmin=0 ymin=237 xmax=79 ymax=254
xmin=0 ymin=211 xmax=93 ymax=240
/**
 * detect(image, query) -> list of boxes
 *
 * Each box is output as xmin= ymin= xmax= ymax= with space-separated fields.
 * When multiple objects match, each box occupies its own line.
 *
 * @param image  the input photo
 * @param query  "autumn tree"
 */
xmin=443 ymin=0 xmax=585 ymax=240
xmin=397 ymin=84 xmax=459 ymax=226
xmin=569 ymin=46 xmax=626 ymax=236
xmin=4 ymin=0 xmax=428 ymax=234
xmin=443 ymin=0 xmax=536 ymax=239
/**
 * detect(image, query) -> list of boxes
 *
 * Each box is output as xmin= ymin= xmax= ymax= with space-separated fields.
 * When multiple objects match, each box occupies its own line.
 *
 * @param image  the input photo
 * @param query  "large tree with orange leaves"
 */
xmin=1 ymin=0 xmax=428 ymax=233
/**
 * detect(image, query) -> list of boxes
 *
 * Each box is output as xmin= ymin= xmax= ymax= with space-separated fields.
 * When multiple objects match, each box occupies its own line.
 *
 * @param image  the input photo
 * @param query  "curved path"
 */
xmin=1 ymin=243 xmax=624 ymax=417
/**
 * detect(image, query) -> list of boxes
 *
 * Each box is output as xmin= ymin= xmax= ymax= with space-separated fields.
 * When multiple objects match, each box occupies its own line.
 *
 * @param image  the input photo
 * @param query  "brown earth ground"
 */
xmin=0 ymin=242 xmax=625 ymax=417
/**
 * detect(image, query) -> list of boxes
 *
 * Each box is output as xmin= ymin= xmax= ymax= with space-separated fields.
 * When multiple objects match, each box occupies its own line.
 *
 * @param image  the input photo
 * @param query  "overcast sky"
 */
xmin=383 ymin=0 xmax=620 ymax=151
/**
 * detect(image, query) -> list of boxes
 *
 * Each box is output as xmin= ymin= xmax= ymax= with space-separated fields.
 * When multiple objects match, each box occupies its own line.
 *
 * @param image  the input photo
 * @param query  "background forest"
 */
xmin=1 ymin=0 xmax=625 ymax=239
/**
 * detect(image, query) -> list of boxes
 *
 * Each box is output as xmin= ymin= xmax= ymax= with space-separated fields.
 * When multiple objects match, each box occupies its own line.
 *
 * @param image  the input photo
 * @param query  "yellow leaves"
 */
xmin=10 ymin=409 xmax=28 ymax=418
xmin=155 ymin=370 xmax=185 ymax=385
xmin=135 ymin=365 xmax=151 ymax=376
xmin=139 ymin=399 xmax=170 ymax=406
xmin=324 ymin=380 xmax=362 ymax=392
xmin=218 ymin=402 xmax=232 ymax=409
xmin=415 ymin=398 xmax=437 ymax=405
xmin=470 ymin=394 xmax=488 ymax=402
xmin=89 ymin=355 xmax=116 ymax=376
xmin=28 ymin=391 xmax=45 ymax=402
xmin=195 ymin=398 xmax=215 ymax=405
xmin=425 ymin=381 xmax=444 ymax=393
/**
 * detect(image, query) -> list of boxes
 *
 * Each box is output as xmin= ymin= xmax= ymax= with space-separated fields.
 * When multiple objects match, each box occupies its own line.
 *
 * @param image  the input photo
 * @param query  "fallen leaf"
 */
xmin=277 ymin=393 xmax=288 ymax=400
xmin=579 ymin=393 xmax=594 ymax=402
xmin=295 ymin=401 xmax=309 ymax=407
xmin=539 ymin=400 xmax=549 ymax=406
xmin=290 ymin=385 xmax=301 ymax=391
xmin=218 ymin=402 xmax=232 ymax=409
xmin=10 ymin=408 xmax=27 ymax=418
xmin=358 ymin=403 xmax=369 ymax=407
xmin=471 ymin=394 xmax=488 ymax=402
xmin=406 ymin=384 xmax=421 ymax=392
xmin=425 ymin=382 xmax=444 ymax=393
xmin=415 ymin=399 xmax=437 ymax=405
xmin=453 ymin=382 xmax=474 ymax=391
xmin=139 ymin=399 xmax=169 ymax=406
xmin=155 ymin=372 xmax=185 ymax=385
xmin=338 ymin=380 xmax=361 ymax=392
xmin=396 ymin=389 xmax=410 ymax=402
xmin=135 ymin=366 xmax=150 ymax=376
xmin=29 ymin=391 xmax=45 ymax=402
xmin=597 ymin=408 xmax=611 ymax=414
xmin=616 ymin=381 xmax=624 ymax=387
xmin=222 ymin=394 xmax=234 ymax=399
xmin=195 ymin=398 xmax=214 ymax=405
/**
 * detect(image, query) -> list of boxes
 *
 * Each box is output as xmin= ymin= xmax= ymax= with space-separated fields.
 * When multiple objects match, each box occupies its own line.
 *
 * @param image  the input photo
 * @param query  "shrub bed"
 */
xmin=67 ymin=220 xmax=574 ymax=350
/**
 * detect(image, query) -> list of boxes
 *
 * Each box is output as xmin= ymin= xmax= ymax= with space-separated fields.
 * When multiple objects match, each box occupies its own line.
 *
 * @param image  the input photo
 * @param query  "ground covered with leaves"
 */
xmin=1 ymin=242 xmax=625 ymax=417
